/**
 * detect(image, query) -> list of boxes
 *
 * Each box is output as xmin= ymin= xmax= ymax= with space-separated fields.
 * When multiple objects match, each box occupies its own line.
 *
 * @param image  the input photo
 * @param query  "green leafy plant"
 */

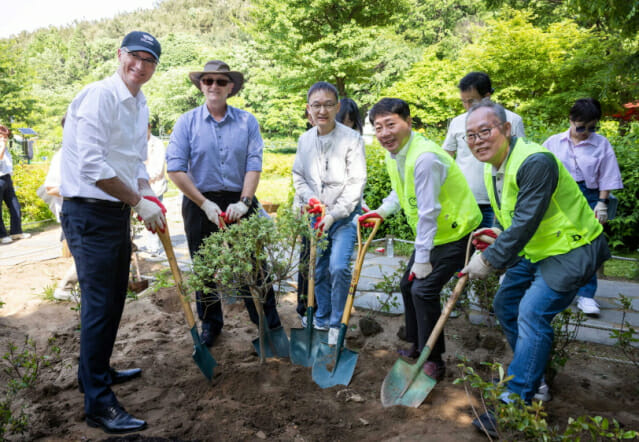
xmin=609 ymin=294 xmax=639 ymax=371
xmin=371 ymin=262 xmax=406 ymax=316
xmin=546 ymin=307 xmax=586 ymax=384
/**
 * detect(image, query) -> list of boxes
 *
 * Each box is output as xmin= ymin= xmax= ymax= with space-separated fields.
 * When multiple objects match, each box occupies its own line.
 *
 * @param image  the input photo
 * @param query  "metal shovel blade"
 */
xmin=290 ymin=326 xmax=327 ymax=367
xmin=252 ymin=326 xmax=290 ymax=359
xmin=312 ymin=326 xmax=358 ymax=388
xmin=190 ymin=326 xmax=217 ymax=381
xmin=380 ymin=354 xmax=437 ymax=408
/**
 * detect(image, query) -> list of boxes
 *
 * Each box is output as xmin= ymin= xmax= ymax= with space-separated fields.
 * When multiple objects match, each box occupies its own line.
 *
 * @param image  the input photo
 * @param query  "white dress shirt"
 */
xmin=60 ymin=73 xmax=150 ymax=201
xmin=443 ymin=108 xmax=525 ymax=204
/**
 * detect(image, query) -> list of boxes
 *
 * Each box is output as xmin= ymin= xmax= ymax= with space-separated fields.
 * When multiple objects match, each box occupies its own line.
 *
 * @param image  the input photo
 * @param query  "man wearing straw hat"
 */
xmin=166 ymin=60 xmax=282 ymax=347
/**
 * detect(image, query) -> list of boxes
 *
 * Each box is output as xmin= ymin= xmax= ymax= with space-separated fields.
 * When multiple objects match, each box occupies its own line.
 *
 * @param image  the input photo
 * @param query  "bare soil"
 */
xmin=1 ymin=254 xmax=638 ymax=441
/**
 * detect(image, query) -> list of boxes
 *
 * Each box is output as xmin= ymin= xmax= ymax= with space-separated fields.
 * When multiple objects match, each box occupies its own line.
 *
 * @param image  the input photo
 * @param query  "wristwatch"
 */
xmin=598 ymin=198 xmax=609 ymax=204
xmin=240 ymin=196 xmax=252 ymax=207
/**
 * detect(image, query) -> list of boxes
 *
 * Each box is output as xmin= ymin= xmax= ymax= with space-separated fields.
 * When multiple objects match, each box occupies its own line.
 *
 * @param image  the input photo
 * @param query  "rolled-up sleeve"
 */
xmin=597 ymin=139 xmax=623 ymax=191
xmin=75 ymin=87 xmax=117 ymax=184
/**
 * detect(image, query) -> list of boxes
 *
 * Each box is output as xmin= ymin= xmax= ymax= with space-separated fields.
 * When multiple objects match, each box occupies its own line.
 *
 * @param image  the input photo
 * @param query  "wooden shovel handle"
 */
xmin=158 ymin=227 xmax=197 ymax=329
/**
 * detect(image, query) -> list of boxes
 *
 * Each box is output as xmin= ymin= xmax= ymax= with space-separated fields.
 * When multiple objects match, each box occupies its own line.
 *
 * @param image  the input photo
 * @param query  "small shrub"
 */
xmin=4 ymin=163 xmax=52 ymax=225
xmin=609 ymin=294 xmax=639 ymax=371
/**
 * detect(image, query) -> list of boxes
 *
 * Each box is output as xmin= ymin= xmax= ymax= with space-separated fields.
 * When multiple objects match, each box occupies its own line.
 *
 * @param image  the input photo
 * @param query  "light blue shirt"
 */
xmin=166 ymin=104 xmax=264 ymax=192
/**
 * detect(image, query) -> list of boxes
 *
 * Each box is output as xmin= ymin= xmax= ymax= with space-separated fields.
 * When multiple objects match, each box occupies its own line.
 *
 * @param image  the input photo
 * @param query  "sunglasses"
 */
xmin=201 ymin=77 xmax=231 ymax=87
xmin=574 ymin=125 xmax=599 ymax=133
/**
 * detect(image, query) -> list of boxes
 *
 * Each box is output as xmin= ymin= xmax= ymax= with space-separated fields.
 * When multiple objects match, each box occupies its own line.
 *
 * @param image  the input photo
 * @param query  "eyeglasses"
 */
xmin=464 ymin=123 xmax=504 ymax=143
xmin=461 ymin=98 xmax=479 ymax=106
xmin=574 ymin=125 xmax=599 ymax=133
xmin=201 ymin=77 xmax=231 ymax=87
xmin=122 ymin=48 xmax=158 ymax=66
xmin=309 ymin=102 xmax=337 ymax=111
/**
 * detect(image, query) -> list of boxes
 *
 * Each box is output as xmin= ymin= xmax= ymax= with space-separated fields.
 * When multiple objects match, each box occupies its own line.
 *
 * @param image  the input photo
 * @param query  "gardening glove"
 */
xmin=316 ymin=214 xmax=334 ymax=233
xmin=139 ymin=186 xmax=157 ymax=198
xmin=409 ymin=262 xmax=432 ymax=281
xmin=133 ymin=196 xmax=167 ymax=233
xmin=594 ymin=201 xmax=608 ymax=224
xmin=358 ymin=210 xmax=384 ymax=228
xmin=307 ymin=197 xmax=323 ymax=214
xmin=226 ymin=200 xmax=250 ymax=222
xmin=462 ymin=252 xmax=493 ymax=280
xmin=472 ymin=227 xmax=502 ymax=252
xmin=200 ymin=199 xmax=222 ymax=228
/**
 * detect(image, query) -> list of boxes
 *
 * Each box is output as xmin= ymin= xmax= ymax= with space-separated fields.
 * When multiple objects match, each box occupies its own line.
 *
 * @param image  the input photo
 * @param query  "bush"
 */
xmin=2 ymin=162 xmax=52 ymax=227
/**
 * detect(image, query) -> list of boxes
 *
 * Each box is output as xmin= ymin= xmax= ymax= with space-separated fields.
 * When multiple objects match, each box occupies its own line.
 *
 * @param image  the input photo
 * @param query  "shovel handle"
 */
xmin=304 ymin=205 xmax=324 ymax=309
xmin=158 ymin=227 xmax=197 ymax=329
xmin=340 ymin=217 xmax=382 ymax=326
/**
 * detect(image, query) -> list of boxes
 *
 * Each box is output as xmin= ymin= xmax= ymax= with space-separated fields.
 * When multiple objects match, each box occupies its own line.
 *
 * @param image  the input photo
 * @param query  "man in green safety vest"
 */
xmin=360 ymin=98 xmax=481 ymax=381
xmin=462 ymin=100 xmax=610 ymax=437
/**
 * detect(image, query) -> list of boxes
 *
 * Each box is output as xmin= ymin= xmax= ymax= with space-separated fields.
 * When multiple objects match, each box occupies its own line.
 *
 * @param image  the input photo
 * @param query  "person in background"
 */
xmin=166 ymin=60 xmax=283 ymax=347
xmin=61 ymin=31 xmax=165 ymax=433
xmin=462 ymin=100 xmax=609 ymax=437
xmin=336 ymin=97 xmax=363 ymax=135
xmin=292 ymin=81 xmax=367 ymax=346
xmin=139 ymin=123 xmax=168 ymax=260
xmin=443 ymin=72 xmax=525 ymax=228
xmin=0 ymin=125 xmax=31 ymax=244
xmin=543 ymin=98 xmax=623 ymax=316
xmin=360 ymin=98 xmax=481 ymax=380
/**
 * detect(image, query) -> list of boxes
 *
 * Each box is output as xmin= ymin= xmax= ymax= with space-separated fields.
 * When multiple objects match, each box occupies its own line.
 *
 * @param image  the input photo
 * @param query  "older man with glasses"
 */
xmin=61 ymin=31 xmax=165 ymax=433
xmin=462 ymin=99 xmax=610 ymax=437
xmin=166 ymin=60 xmax=283 ymax=347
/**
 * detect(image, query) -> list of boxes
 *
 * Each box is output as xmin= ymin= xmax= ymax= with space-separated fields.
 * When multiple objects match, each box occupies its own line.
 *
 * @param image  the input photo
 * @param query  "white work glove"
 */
xmin=409 ymin=262 xmax=432 ymax=280
xmin=226 ymin=200 xmax=250 ymax=222
xmin=462 ymin=252 xmax=493 ymax=280
xmin=139 ymin=186 xmax=156 ymax=198
xmin=317 ymin=214 xmax=334 ymax=233
xmin=200 ymin=199 xmax=222 ymax=228
xmin=594 ymin=201 xmax=608 ymax=224
xmin=133 ymin=197 xmax=166 ymax=233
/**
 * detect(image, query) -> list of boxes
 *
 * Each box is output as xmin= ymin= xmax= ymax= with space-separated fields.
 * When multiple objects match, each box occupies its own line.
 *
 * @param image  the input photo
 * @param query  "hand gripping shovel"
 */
xmin=380 ymin=274 xmax=468 ymax=407
xmin=218 ymin=213 xmax=290 ymax=361
xmin=290 ymin=207 xmax=328 ymax=366
xmin=312 ymin=217 xmax=382 ymax=388
xmin=158 ymin=227 xmax=217 ymax=381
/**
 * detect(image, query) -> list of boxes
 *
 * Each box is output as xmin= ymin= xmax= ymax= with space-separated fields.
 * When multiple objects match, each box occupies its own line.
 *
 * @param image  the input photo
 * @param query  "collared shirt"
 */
xmin=166 ymin=104 xmax=264 ymax=193
xmin=377 ymin=132 xmax=449 ymax=263
xmin=542 ymin=129 xmax=623 ymax=191
xmin=443 ymin=108 xmax=525 ymax=204
xmin=0 ymin=139 xmax=13 ymax=175
xmin=60 ymin=73 xmax=150 ymax=201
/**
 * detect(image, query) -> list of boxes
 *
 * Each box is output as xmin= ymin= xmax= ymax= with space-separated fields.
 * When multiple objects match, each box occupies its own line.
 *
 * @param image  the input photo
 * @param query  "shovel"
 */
xmin=218 ymin=213 xmax=290 ymax=361
xmin=158 ymin=227 xmax=217 ymax=381
xmin=290 ymin=209 xmax=328 ymax=366
xmin=312 ymin=217 xmax=381 ymax=388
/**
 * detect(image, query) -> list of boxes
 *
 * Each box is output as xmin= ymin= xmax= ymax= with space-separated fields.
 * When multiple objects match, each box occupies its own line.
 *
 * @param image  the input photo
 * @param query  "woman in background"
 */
xmin=336 ymin=98 xmax=363 ymax=134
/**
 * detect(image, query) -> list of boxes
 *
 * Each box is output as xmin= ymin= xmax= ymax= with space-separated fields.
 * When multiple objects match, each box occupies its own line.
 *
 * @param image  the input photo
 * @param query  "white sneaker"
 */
xmin=301 ymin=315 xmax=308 ymax=328
xmin=533 ymin=380 xmax=552 ymax=402
xmin=12 ymin=233 xmax=31 ymax=240
xmin=314 ymin=323 xmax=329 ymax=331
xmin=577 ymin=296 xmax=600 ymax=315
xmin=54 ymin=288 xmax=74 ymax=301
xmin=1 ymin=236 xmax=12 ymax=244
xmin=328 ymin=328 xmax=339 ymax=346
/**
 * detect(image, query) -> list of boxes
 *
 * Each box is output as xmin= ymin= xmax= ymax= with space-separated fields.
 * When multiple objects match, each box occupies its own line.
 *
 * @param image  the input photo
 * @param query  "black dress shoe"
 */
xmin=86 ymin=403 xmax=147 ymax=434
xmin=200 ymin=328 xmax=220 ymax=347
xmin=79 ymin=368 xmax=142 ymax=393
xmin=110 ymin=367 xmax=142 ymax=385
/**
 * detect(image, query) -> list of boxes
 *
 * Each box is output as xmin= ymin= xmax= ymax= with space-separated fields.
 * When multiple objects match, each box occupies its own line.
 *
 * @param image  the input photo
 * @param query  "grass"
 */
xmin=603 ymin=251 xmax=639 ymax=281
xmin=41 ymin=284 xmax=56 ymax=301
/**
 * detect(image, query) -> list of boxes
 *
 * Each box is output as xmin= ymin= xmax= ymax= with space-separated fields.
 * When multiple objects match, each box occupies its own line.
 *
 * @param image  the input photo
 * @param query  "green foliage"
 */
xmin=0 ymin=40 xmax=38 ymax=125
xmin=371 ymin=262 xmax=405 ymax=316
xmin=455 ymin=359 xmax=639 ymax=440
xmin=609 ymin=294 xmax=639 ymax=371
xmin=547 ymin=308 xmax=585 ymax=384
xmin=4 ymin=163 xmax=52 ymax=226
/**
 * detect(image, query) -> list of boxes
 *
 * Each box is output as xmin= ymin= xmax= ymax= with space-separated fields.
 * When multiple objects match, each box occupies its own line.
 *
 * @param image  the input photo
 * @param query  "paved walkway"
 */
xmin=2 ymin=194 xmax=637 ymax=348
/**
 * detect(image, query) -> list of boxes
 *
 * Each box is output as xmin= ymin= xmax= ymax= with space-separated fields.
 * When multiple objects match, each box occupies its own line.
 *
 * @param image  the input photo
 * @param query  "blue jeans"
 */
xmin=478 ymin=204 xmax=494 ymax=229
xmin=314 ymin=211 xmax=358 ymax=329
xmin=0 ymin=174 xmax=24 ymax=238
xmin=493 ymin=258 xmax=578 ymax=402
xmin=576 ymin=182 xmax=599 ymax=299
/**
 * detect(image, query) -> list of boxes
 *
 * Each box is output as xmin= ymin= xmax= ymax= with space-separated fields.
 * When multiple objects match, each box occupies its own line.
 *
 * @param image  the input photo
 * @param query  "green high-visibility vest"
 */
xmin=386 ymin=133 xmax=481 ymax=245
xmin=484 ymin=138 xmax=603 ymax=263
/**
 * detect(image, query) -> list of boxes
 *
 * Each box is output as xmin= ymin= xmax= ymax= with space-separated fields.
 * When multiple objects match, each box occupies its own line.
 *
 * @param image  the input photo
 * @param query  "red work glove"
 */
xmin=135 ymin=195 xmax=167 ymax=233
xmin=471 ymin=227 xmax=501 ymax=252
xmin=307 ymin=197 xmax=323 ymax=214
xmin=358 ymin=210 xmax=384 ymax=228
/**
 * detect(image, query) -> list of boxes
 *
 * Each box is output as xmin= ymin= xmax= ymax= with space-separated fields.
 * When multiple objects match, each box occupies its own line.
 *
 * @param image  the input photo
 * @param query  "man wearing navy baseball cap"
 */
xmin=60 ymin=30 xmax=163 ymax=433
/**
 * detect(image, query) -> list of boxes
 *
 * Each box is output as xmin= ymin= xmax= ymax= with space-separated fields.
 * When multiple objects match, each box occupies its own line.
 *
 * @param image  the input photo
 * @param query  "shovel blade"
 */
xmin=190 ymin=326 xmax=217 ymax=381
xmin=252 ymin=326 xmax=290 ymax=359
xmin=312 ymin=342 xmax=358 ymax=388
xmin=380 ymin=359 xmax=436 ymax=408
xmin=290 ymin=327 xmax=327 ymax=367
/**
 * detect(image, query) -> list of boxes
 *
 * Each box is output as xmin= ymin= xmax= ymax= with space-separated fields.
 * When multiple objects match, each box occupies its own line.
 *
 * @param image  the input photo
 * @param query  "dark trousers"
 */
xmin=296 ymin=235 xmax=310 ymax=317
xmin=400 ymin=235 xmax=468 ymax=362
xmin=61 ymin=199 xmax=131 ymax=413
xmin=0 ymin=174 xmax=23 ymax=237
xmin=182 ymin=192 xmax=281 ymax=333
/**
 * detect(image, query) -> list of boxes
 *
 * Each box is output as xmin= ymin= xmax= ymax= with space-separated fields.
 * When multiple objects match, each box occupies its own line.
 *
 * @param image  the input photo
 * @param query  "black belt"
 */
xmin=63 ymin=197 xmax=128 ymax=209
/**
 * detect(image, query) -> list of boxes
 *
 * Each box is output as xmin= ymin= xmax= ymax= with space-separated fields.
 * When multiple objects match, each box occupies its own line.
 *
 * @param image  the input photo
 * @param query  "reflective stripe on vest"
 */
xmin=484 ymin=138 xmax=603 ymax=263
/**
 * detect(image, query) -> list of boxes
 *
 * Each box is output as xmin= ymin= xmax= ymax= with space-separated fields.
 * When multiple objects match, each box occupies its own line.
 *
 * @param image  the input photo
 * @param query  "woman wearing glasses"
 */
xmin=543 ymin=98 xmax=623 ymax=315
